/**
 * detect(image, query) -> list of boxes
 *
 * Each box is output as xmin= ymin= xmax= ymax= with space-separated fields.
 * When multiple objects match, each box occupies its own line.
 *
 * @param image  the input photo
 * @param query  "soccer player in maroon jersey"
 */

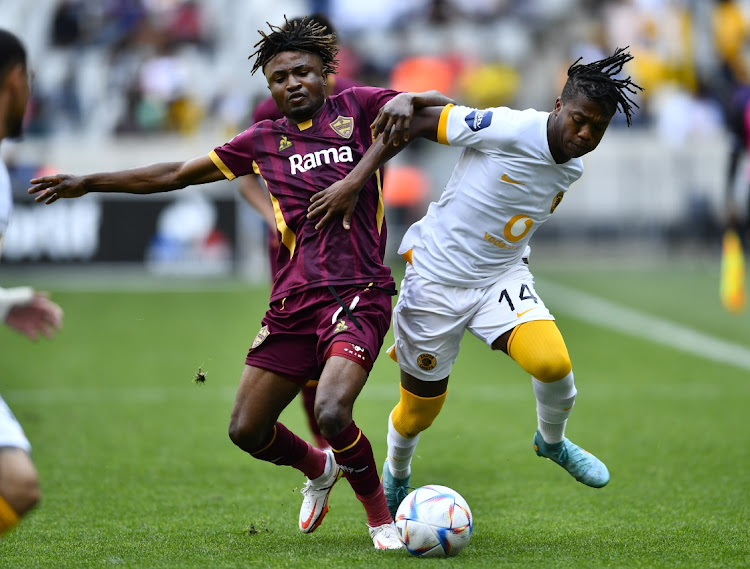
xmin=239 ymin=14 xmax=359 ymax=452
xmin=28 ymin=18 xmax=452 ymax=549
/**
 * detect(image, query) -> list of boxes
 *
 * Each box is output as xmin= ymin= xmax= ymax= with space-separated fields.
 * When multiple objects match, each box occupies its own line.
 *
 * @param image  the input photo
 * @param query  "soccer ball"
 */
xmin=394 ymin=484 xmax=473 ymax=558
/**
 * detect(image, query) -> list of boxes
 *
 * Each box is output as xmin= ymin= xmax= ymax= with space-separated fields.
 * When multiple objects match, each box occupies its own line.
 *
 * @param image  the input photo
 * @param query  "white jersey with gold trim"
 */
xmin=398 ymin=104 xmax=583 ymax=287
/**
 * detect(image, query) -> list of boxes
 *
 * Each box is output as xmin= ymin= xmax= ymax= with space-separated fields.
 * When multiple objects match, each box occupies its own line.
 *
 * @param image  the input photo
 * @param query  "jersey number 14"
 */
xmin=498 ymin=284 xmax=538 ymax=311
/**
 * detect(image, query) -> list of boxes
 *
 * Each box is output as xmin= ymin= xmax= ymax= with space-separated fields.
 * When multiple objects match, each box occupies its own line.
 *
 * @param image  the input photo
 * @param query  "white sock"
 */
xmin=387 ymin=412 xmax=420 ymax=479
xmin=532 ymin=371 xmax=577 ymax=444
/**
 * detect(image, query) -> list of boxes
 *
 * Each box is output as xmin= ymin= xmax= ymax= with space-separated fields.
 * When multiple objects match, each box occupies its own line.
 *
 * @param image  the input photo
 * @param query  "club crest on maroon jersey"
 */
xmin=330 ymin=115 xmax=354 ymax=139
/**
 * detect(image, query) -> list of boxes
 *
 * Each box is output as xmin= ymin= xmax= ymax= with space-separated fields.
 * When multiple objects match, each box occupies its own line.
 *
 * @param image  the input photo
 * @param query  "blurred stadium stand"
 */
xmin=1 ymin=0 xmax=748 ymax=282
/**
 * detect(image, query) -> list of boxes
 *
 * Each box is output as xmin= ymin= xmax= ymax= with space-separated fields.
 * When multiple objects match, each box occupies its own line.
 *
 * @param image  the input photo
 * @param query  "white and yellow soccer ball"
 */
xmin=394 ymin=484 xmax=473 ymax=558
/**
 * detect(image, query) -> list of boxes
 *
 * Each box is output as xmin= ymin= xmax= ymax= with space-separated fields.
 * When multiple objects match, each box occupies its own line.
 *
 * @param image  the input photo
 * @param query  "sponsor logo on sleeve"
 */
xmin=465 ymin=110 xmax=493 ymax=132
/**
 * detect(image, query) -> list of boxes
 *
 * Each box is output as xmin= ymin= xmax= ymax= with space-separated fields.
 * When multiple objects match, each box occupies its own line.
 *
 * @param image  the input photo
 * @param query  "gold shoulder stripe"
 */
xmin=270 ymin=193 xmax=296 ymax=259
xmin=437 ymin=103 xmax=454 ymax=146
xmin=252 ymin=160 xmax=260 ymax=175
xmin=209 ymin=150 xmax=235 ymax=181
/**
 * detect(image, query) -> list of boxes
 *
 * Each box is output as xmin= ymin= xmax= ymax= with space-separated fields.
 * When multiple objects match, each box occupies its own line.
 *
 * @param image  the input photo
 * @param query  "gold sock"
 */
xmin=0 ymin=495 xmax=20 ymax=535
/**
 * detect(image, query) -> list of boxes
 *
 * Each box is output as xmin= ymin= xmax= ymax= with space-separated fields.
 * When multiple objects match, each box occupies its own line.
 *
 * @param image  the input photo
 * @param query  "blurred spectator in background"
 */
xmin=50 ymin=0 xmax=85 ymax=48
xmin=602 ymin=0 xmax=696 ymax=128
xmin=166 ymin=0 xmax=209 ymax=49
xmin=710 ymin=0 xmax=750 ymax=239
xmin=712 ymin=0 xmax=749 ymax=85
xmin=6 ymin=0 xmax=745 ymax=141
xmin=90 ymin=0 xmax=148 ymax=49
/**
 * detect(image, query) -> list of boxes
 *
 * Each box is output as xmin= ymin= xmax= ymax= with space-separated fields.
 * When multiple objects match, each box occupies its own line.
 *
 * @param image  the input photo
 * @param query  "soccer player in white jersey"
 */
xmin=0 ymin=28 xmax=64 ymax=536
xmin=308 ymin=47 xmax=643 ymax=517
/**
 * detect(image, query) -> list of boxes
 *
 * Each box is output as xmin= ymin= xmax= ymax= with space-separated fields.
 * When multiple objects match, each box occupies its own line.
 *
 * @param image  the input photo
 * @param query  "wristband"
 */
xmin=0 ymin=286 xmax=35 ymax=322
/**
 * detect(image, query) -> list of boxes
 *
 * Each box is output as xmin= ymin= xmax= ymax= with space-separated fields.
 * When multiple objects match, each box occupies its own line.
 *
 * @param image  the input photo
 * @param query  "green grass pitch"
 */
xmin=1 ymin=258 xmax=748 ymax=568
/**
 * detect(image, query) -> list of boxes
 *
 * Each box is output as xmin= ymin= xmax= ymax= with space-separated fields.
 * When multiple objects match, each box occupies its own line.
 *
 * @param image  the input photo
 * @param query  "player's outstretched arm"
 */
xmin=1 ymin=288 xmax=63 ymax=341
xmin=28 ymin=155 xmax=224 ymax=204
xmin=308 ymin=105 xmax=443 ymax=230
xmin=371 ymin=90 xmax=454 ymax=146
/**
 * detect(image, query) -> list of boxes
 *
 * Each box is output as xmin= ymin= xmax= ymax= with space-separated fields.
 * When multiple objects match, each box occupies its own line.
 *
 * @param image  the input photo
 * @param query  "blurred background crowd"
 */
xmin=1 ymin=0 xmax=742 ymax=141
xmin=1 ymin=0 xmax=749 ymax=280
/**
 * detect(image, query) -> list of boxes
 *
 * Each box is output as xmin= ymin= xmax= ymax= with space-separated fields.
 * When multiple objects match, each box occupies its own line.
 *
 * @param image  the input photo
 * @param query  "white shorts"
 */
xmin=391 ymin=263 xmax=554 ymax=381
xmin=0 ymin=395 xmax=31 ymax=451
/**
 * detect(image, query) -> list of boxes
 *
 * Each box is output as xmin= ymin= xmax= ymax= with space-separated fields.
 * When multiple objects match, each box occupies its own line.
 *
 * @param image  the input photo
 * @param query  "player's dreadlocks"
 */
xmin=249 ymin=16 xmax=339 ymax=76
xmin=562 ymin=46 xmax=643 ymax=126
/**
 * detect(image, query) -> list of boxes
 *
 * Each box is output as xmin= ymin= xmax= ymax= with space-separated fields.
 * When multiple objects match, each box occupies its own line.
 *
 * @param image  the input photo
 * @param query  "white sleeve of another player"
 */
xmin=438 ymin=105 xmax=517 ymax=152
xmin=0 ymin=286 xmax=34 ymax=322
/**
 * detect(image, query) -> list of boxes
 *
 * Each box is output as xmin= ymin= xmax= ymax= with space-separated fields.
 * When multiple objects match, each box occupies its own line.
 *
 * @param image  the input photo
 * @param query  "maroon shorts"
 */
xmin=245 ymin=283 xmax=394 ymax=385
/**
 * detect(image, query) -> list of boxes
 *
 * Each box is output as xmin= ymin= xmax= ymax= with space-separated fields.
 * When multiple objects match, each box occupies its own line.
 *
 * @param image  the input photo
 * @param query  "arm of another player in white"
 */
xmin=439 ymin=105 xmax=518 ymax=151
xmin=1 ymin=287 xmax=63 ymax=340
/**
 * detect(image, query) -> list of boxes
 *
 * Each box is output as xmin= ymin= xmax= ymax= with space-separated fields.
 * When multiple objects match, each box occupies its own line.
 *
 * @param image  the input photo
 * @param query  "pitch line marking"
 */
xmin=541 ymin=280 xmax=750 ymax=372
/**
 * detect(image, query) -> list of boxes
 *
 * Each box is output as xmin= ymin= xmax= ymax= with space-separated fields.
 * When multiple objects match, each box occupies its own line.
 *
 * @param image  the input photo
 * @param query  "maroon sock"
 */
xmin=357 ymin=485 xmax=393 ymax=527
xmin=325 ymin=421 xmax=382 ymax=510
xmin=250 ymin=422 xmax=326 ymax=480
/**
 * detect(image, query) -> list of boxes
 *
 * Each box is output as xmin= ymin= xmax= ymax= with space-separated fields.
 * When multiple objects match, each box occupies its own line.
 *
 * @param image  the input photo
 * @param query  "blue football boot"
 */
xmin=533 ymin=430 xmax=610 ymax=488
xmin=382 ymin=460 xmax=412 ymax=519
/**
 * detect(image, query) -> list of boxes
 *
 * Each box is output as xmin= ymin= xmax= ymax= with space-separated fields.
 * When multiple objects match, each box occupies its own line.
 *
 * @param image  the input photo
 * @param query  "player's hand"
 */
xmin=5 ymin=292 xmax=64 ymax=341
xmin=28 ymin=174 xmax=87 ymax=204
xmin=371 ymin=93 xmax=414 ymax=146
xmin=308 ymin=180 xmax=360 ymax=230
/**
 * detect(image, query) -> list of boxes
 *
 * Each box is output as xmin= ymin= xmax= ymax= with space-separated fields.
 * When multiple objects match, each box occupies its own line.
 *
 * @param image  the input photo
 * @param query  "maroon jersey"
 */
xmin=210 ymin=86 xmax=398 ymax=301
xmin=250 ymin=76 xmax=360 ymax=280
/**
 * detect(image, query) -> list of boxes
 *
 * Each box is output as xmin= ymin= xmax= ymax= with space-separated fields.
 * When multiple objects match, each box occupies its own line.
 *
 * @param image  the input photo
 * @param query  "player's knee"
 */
xmin=508 ymin=320 xmax=572 ymax=382
xmin=315 ymin=400 xmax=351 ymax=438
xmin=530 ymin=353 xmax=572 ymax=383
xmin=391 ymin=385 xmax=447 ymax=438
xmin=228 ymin=415 xmax=268 ymax=451
xmin=392 ymin=408 xmax=435 ymax=438
xmin=1 ymin=466 xmax=41 ymax=517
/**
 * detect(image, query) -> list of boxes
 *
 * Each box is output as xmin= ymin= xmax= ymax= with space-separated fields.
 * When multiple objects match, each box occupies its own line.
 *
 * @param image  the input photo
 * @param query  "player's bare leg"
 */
xmin=300 ymin=381 xmax=329 ymax=449
xmin=0 ymin=448 xmax=40 ymax=535
xmin=228 ymin=366 xmax=333 ymax=529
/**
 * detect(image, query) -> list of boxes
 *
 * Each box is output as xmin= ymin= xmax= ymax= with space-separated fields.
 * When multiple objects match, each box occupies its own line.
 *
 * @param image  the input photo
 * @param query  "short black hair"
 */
xmin=0 ymin=28 xmax=27 ymax=79
xmin=249 ymin=16 xmax=339 ymax=76
xmin=562 ymin=47 xmax=643 ymax=126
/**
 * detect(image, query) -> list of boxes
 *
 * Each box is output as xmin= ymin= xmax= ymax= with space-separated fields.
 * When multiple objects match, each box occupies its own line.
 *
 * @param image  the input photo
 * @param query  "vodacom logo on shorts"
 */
xmin=502 ymin=215 xmax=533 ymax=243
